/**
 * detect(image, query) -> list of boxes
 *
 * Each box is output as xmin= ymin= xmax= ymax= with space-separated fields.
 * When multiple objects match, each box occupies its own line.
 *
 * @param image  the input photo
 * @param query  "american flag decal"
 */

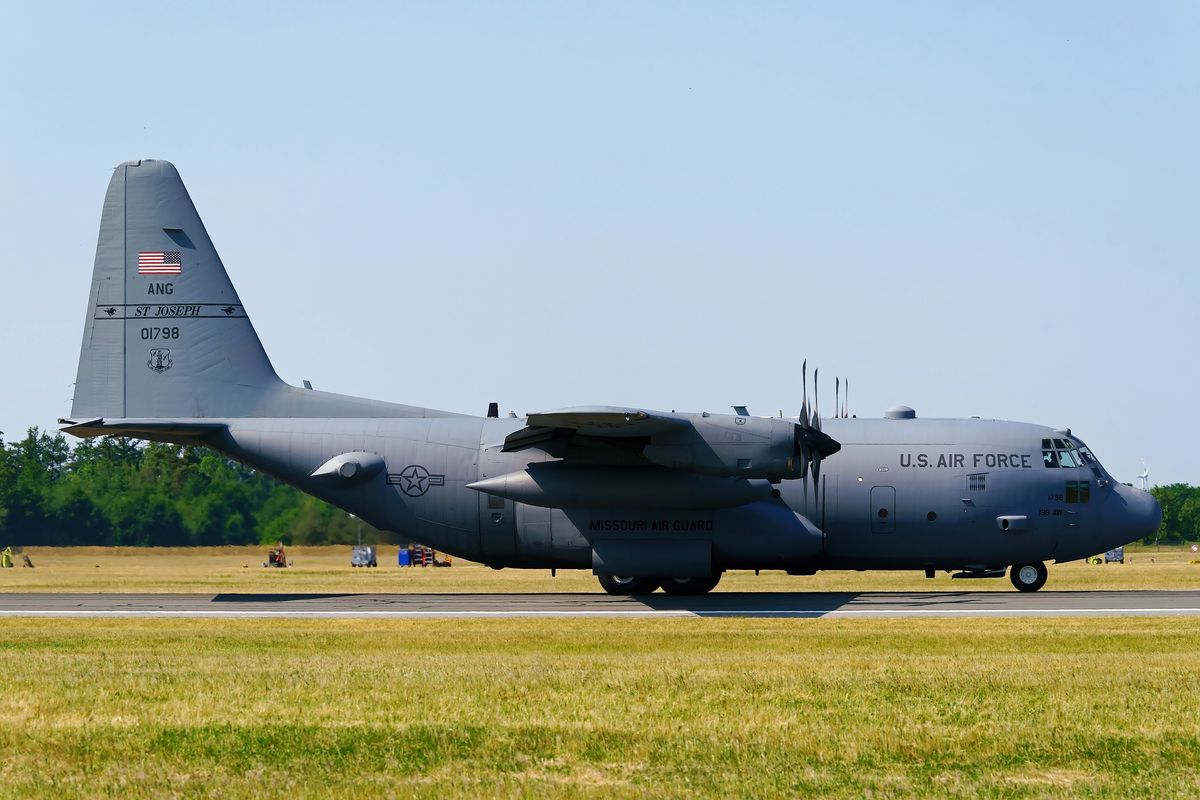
xmin=138 ymin=251 xmax=182 ymax=275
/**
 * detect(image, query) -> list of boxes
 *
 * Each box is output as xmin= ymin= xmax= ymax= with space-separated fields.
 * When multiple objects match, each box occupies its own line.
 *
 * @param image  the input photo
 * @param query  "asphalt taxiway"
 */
xmin=1 ymin=591 xmax=1198 ymax=618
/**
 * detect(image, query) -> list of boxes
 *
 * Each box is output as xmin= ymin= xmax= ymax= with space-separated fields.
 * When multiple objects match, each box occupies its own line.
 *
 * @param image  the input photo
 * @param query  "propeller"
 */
xmin=793 ymin=361 xmax=841 ymax=490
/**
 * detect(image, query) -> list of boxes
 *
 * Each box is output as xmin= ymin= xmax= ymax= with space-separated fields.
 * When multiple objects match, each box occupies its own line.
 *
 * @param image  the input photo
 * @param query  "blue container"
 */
xmin=397 ymin=548 xmax=411 ymax=567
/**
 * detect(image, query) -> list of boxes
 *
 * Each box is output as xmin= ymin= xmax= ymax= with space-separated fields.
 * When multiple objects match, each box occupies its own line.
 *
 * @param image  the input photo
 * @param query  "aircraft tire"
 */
xmin=658 ymin=575 xmax=722 ymax=595
xmin=1010 ymin=561 xmax=1048 ymax=592
xmin=597 ymin=575 xmax=659 ymax=595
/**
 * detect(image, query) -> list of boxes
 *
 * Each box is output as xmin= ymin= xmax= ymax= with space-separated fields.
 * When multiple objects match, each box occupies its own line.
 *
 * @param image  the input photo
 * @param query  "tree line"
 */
xmin=1147 ymin=482 xmax=1200 ymax=546
xmin=0 ymin=427 xmax=1196 ymax=547
xmin=0 ymin=428 xmax=384 ymax=547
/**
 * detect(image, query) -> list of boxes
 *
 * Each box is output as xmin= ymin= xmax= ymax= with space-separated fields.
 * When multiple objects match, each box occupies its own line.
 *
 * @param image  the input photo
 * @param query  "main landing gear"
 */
xmin=597 ymin=574 xmax=723 ymax=596
xmin=1009 ymin=561 xmax=1048 ymax=592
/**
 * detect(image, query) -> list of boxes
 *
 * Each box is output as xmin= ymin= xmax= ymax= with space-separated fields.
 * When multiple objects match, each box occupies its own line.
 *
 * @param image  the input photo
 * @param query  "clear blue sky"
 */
xmin=1 ymin=2 xmax=1196 ymax=486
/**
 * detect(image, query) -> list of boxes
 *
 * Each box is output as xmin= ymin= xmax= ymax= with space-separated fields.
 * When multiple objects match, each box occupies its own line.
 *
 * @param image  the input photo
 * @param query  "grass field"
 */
xmin=0 ymin=617 xmax=1197 ymax=798
xmin=1 ymin=543 xmax=1197 ymax=593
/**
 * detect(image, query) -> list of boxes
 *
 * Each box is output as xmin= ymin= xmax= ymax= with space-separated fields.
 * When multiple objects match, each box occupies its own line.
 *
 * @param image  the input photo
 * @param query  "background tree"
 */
xmin=0 ymin=431 xmax=388 ymax=547
xmin=1150 ymin=484 xmax=1200 ymax=545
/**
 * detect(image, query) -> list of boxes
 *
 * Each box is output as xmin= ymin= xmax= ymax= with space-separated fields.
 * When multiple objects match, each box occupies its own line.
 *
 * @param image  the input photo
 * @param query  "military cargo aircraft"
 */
xmin=61 ymin=160 xmax=1162 ymax=594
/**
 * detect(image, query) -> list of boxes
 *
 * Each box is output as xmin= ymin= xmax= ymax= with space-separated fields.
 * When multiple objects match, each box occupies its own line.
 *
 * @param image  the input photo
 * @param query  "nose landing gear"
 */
xmin=1010 ymin=561 xmax=1048 ymax=592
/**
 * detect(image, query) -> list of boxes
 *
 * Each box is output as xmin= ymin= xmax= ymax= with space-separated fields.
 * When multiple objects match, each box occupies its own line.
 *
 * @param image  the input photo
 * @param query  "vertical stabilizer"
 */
xmin=72 ymin=159 xmax=283 ymax=419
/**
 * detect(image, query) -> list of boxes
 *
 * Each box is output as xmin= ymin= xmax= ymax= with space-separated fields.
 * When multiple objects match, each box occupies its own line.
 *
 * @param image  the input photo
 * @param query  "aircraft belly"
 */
xmin=551 ymin=501 xmax=824 ymax=571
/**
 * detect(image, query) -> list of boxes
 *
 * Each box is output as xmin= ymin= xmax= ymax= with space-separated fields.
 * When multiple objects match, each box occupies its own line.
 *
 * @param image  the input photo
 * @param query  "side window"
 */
xmin=1065 ymin=480 xmax=1090 ymax=504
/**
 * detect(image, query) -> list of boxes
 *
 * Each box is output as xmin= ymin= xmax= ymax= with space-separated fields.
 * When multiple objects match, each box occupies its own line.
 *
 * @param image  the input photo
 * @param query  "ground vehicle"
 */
xmin=1104 ymin=546 xmax=1125 ymax=564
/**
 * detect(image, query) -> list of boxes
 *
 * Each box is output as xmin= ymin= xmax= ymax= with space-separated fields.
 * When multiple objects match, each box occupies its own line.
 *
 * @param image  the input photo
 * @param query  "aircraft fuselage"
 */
xmin=202 ymin=411 xmax=1156 ymax=575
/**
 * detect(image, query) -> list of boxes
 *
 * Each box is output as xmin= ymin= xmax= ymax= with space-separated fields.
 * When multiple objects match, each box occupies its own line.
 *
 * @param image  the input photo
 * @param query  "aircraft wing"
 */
xmin=501 ymin=406 xmax=688 ymax=452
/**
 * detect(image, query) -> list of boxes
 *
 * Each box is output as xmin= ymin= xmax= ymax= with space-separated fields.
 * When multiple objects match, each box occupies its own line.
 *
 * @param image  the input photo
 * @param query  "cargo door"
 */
xmin=871 ymin=485 xmax=896 ymax=534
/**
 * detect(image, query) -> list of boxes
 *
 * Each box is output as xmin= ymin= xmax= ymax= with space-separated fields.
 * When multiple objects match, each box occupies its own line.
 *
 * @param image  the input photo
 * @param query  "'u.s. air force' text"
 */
xmin=900 ymin=452 xmax=1034 ymax=469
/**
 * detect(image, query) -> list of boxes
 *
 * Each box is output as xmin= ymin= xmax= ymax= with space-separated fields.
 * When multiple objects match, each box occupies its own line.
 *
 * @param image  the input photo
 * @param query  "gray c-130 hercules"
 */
xmin=61 ymin=160 xmax=1161 ymax=594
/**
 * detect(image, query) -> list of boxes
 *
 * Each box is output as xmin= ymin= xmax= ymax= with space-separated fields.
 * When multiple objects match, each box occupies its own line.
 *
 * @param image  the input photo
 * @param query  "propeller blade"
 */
xmin=813 ymin=369 xmax=821 ymax=431
xmin=800 ymin=360 xmax=809 ymax=427
xmin=791 ymin=359 xmax=842 ymax=483
xmin=835 ymin=377 xmax=840 ymax=423
xmin=843 ymin=378 xmax=848 ymax=418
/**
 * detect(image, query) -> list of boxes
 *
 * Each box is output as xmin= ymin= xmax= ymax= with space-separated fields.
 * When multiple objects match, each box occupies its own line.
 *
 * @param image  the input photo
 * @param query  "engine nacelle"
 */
xmin=467 ymin=463 xmax=774 ymax=510
xmin=641 ymin=415 xmax=803 ymax=481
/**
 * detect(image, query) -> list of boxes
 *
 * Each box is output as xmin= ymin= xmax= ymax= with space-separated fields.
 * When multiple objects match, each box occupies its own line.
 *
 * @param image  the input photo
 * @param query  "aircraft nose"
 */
xmin=1108 ymin=483 xmax=1162 ymax=544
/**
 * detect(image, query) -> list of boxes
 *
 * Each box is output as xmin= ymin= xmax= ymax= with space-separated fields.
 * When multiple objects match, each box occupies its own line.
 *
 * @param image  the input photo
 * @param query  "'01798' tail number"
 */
xmin=140 ymin=326 xmax=180 ymax=340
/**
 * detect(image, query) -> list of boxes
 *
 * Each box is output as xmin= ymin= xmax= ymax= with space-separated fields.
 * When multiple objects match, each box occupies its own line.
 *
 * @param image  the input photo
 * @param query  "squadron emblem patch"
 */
xmin=147 ymin=348 xmax=173 ymax=373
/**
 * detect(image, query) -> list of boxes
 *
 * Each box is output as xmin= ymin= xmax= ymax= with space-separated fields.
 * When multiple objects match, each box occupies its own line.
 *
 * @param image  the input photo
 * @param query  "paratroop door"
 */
xmin=871 ymin=485 xmax=896 ymax=534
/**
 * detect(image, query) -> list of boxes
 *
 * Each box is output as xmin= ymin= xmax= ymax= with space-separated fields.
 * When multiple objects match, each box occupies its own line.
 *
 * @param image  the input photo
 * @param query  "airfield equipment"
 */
xmin=264 ymin=544 xmax=291 ymax=569
xmin=351 ymin=545 xmax=377 ymax=567
xmin=60 ymin=160 xmax=1162 ymax=594
xmin=398 ymin=545 xmax=445 ymax=567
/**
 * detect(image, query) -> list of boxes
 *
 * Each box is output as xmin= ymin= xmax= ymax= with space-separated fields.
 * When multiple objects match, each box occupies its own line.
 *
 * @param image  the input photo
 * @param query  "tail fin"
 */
xmin=72 ymin=159 xmax=284 ymax=420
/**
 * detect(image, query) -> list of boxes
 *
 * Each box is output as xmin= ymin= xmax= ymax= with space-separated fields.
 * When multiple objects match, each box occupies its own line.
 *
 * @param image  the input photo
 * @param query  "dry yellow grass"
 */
xmin=0 ymin=543 xmax=1196 ymax=593
xmin=0 ymin=617 xmax=1197 ymax=798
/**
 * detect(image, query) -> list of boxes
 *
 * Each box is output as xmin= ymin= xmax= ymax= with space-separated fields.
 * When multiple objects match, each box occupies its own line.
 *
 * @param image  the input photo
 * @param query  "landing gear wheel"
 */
xmin=1010 ymin=561 xmax=1048 ymax=592
xmin=597 ymin=575 xmax=659 ymax=595
xmin=658 ymin=575 xmax=722 ymax=595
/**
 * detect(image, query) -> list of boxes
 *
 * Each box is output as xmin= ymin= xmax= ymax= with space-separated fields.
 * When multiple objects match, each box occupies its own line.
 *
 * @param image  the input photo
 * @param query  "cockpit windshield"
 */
xmin=1042 ymin=437 xmax=1097 ymax=469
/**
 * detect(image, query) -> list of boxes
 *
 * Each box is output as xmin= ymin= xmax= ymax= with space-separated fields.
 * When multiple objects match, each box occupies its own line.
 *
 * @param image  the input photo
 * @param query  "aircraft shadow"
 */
xmin=211 ymin=593 xmax=359 ymax=603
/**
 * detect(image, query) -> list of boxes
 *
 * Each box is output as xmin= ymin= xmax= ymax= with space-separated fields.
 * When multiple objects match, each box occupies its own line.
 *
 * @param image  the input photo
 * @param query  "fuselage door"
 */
xmin=478 ymin=446 xmax=517 ymax=561
xmin=871 ymin=485 xmax=896 ymax=534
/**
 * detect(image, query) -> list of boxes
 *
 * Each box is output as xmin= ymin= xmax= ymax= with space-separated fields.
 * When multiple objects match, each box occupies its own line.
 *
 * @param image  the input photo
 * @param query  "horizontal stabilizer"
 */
xmin=58 ymin=417 xmax=227 ymax=440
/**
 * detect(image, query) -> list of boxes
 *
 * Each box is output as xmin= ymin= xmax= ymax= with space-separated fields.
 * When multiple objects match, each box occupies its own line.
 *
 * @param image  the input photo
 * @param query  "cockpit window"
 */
xmin=1042 ymin=437 xmax=1085 ymax=469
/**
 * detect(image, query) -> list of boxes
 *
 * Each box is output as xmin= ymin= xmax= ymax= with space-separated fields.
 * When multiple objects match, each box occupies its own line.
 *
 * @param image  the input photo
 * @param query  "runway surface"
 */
xmin=1 ymin=590 xmax=1199 ymax=618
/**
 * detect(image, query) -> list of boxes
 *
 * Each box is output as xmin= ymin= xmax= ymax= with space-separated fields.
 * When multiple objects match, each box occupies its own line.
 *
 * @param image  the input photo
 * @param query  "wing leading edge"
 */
xmin=501 ymin=406 xmax=689 ymax=452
